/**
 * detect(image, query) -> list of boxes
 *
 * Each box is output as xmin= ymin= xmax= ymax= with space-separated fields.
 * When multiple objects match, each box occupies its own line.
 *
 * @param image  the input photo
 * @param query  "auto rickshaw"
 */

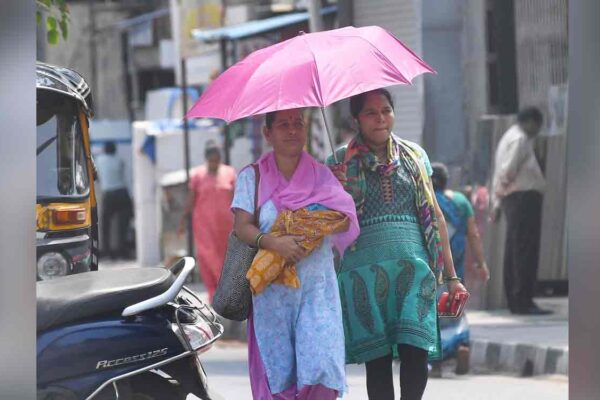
xmin=36 ymin=62 xmax=99 ymax=280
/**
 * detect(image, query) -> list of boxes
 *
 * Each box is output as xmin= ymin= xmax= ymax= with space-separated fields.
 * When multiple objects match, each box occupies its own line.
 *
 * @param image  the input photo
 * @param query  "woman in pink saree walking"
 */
xmin=180 ymin=142 xmax=236 ymax=302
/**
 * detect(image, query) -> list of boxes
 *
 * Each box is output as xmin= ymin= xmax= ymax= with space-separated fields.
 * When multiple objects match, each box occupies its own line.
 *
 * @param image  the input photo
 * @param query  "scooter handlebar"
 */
xmin=121 ymin=257 xmax=195 ymax=317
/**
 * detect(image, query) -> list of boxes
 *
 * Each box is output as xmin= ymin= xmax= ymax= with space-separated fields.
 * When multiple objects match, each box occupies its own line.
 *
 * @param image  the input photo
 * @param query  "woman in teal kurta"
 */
xmin=327 ymin=89 xmax=468 ymax=400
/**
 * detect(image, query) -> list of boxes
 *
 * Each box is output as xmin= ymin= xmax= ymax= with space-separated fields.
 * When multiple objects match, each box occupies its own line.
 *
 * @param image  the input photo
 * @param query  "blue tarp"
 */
xmin=192 ymin=5 xmax=337 ymax=42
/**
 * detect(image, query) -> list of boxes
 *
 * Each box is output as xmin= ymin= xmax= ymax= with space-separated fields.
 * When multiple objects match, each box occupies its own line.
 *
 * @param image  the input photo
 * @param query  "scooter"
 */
xmin=37 ymin=257 xmax=224 ymax=400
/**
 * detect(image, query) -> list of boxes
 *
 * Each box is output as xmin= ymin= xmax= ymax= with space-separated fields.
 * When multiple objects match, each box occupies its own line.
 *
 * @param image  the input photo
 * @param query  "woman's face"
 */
xmin=356 ymin=92 xmax=395 ymax=147
xmin=264 ymin=109 xmax=307 ymax=157
xmin=206 ymin=152 xmax=221 ymax=172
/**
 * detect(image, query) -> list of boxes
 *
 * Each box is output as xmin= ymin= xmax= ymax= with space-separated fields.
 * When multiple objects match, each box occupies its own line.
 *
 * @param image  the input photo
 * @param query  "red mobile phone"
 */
xmin=437 ymin=291 xmax=470 ymax=318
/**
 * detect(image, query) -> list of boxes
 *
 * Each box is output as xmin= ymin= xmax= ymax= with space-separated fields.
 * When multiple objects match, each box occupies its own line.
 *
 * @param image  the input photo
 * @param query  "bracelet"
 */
xmin=444 ymin=276 xmax=462 ymax=283
xmin=255 ymin=233 xmax=266 ymax=249
xmin=254 ymin=232 xmax=265 ymax=249
xmin=257 ymin=234 xmax=266 ymax=249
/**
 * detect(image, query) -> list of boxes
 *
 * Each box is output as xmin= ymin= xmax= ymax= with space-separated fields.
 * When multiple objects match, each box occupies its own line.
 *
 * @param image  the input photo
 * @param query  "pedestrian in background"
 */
xmin=431 ymin=163 xmax=490 ymax=283
xmin=430 ymin=162 xmax=490 ymax=375
xmin=232 ymin=109 xmax=358 ymax=400
xmin=179 ymin=141 xmax=236 ymax=303
xmin=327 ymin=89 xmax=467 ymax=400
xmin=95 ymin=141 xmax=133 ymax=260
xmin=491 ymin=107 xmax=550 ymax=315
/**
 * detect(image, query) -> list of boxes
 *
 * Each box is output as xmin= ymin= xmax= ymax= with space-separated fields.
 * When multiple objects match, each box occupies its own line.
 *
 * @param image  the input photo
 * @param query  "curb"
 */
xmin=469 ymin=339 xmax=568 ymax=376
xmin=215 ymin=320 xmax=571 ymax=378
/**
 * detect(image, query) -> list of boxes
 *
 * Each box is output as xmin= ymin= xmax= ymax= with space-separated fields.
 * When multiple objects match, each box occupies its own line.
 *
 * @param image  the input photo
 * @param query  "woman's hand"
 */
xmin=329 ymin=163 xmax=347 ymax=184
xmin=477 ymin=261 xmax=491 ymax=282
xmin=447 ymin=280 xmax=468 ymax=302
xmin=268 ymin=235 xmax=306 ymax=264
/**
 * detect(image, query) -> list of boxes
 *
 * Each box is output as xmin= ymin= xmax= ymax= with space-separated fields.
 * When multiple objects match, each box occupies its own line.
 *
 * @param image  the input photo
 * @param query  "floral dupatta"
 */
xmin=341 ymin=134 xmax=444 ymax=281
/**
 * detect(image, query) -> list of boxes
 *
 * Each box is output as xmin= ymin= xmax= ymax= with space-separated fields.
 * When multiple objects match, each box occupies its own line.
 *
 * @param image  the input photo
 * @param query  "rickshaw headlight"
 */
xmin=37 ymin=252 xmax=69 ymax=280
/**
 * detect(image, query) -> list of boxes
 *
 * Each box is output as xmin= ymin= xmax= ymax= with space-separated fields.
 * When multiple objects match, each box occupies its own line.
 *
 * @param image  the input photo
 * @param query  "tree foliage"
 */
xmin=36 ymin=0 xmax=70 ymax=45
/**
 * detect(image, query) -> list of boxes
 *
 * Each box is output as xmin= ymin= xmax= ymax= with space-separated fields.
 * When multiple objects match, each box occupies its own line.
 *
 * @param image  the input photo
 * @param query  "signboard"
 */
xmin=169 ymin=0 xmax=222 ymax=84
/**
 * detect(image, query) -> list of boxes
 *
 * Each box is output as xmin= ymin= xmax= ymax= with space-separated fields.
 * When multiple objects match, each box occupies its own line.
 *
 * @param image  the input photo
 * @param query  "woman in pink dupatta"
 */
xmin=179 ymin=143 xmax=236 ymax=303
xmin=231 ymin=109 xmax=359 ymax=400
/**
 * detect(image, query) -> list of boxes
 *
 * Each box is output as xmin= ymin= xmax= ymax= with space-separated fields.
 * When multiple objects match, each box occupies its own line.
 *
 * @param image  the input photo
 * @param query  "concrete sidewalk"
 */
xmin=467 ymin=297 xmax=568 ymax=377
xmin=99 ymin=260 xmax=568 ymax=377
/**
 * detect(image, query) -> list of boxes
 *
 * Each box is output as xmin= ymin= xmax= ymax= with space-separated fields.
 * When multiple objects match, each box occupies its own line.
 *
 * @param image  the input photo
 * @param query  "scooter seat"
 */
xmin=37 ymin=267 xmax=176 ymax=332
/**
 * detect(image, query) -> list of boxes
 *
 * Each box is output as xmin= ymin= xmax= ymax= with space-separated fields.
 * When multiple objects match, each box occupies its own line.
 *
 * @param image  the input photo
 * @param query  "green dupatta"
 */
xmin=340 ymin=134 xmax=444 ymax=282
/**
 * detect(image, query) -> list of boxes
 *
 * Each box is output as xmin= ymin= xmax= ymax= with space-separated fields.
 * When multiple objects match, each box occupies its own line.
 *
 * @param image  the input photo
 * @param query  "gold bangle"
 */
xmin=254 ymin=233 xmax=264 ymax=248
xmin=444 ymin=276 xmax=462 ymax=283
xmin=256 ymin=233 xmax=266 ymax=249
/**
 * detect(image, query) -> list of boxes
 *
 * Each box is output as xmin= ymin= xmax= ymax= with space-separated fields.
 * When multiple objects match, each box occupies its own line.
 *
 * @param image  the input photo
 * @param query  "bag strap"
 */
xmin=251 ymin=163 xmax=261 ymax=224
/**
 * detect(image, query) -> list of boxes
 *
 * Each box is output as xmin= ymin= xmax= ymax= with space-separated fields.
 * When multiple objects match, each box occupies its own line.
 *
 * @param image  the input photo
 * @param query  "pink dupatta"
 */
xmin=256 ymin=151 xmax=359 ymax=254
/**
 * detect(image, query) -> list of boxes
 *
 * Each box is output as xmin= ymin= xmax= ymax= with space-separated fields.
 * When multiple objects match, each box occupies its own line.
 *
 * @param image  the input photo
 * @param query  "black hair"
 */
xmin=350 ymin=89 xmax=395 ymax=118
xmin=517 ymin=106 xmax=543 ymax=125
xmin=431 ymin=162 xmax=449 ymax=191
xmin=104 ymin=141 xmax=116 ymax=155
xmin=265 ymin=109 xmax=307 ymax=129
xmin=204 ymin=140 xmax=221 ymax=159
xmin=265 ymin=111 xmax=277 ymax=129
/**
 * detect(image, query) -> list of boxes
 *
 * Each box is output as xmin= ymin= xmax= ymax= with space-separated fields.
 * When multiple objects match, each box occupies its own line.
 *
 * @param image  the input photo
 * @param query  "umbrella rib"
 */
xmin=355 ymin=36 xmax=413 ymax=85
xmin=226 ymin=44 xmax=293 ymax=122
xmin=329 ymin=31 xmax=434 ymax=82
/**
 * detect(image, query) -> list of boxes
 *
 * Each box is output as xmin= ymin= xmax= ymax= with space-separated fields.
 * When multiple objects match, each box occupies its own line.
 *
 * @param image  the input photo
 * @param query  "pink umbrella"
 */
xmin=186 ymin=25 xmax=434 ymax=161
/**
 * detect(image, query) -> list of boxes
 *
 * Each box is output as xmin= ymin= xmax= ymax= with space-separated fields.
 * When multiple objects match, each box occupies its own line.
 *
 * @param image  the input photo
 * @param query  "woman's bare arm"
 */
xmin=233 ymin=209 xmax=262 ymax=246
xmin=431 ymin=189 xmax=457 ymax=278
xmin=467 ymin=217 xmax=490 ymax=280
xmin=467 ymin=217 xmax=485 ymax=266
xmin=233 ymin=209 xmax=306 ymax=264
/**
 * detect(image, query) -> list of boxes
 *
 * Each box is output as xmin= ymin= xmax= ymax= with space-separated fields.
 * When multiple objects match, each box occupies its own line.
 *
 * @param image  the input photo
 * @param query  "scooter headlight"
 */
xmin=37 ymin=252 xmax=69 ymax=280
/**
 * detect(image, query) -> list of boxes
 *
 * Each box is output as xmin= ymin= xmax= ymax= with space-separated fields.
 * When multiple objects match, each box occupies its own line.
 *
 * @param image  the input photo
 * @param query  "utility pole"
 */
xmin=181 ymin=59 xmax=195 ymax=269
xmin=308 ymin=0 xmax=323 ymax=32
xmin=567 ymin=0 xmax=600 ymax=394
xmin=88 ymin=0 xmax=98 ymax=96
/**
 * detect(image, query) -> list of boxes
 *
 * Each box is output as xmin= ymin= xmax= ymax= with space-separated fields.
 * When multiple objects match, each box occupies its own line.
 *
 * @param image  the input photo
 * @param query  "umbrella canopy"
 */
xmin=186 ymin=25 xmax=434 ymax=123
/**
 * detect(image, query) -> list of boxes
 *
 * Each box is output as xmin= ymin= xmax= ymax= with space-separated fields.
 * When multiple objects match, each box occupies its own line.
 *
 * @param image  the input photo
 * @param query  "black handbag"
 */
xmin=212 ymin=164 xmax=260 ymax=321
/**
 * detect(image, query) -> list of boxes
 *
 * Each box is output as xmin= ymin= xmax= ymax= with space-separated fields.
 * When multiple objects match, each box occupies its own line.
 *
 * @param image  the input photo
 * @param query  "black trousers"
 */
xmin=501 ymin=190 xmax=543 ymax=312
xmin=365 ymin=345 xmax=429 ymax=400
xmin=101 ymin=188 xmax=132 ymax=258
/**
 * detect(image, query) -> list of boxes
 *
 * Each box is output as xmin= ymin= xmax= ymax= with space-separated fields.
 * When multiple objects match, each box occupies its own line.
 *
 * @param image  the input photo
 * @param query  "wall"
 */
xmin=515 ymin=0 xmax=568 ymax=116
xmin=515 ymin=0 xmax=568 ymax=285
xmin=422 ymin=1 xmax=466 ymax=166
xmin=421 ymin=0 xmax=488 ymax=181
xmin=352 ymin=0 xmax=425 ymax=144
xmin=40 ymin=3 xmax=129 ymax=120
xmin=462 ymin=0 xmax=489 ymax=184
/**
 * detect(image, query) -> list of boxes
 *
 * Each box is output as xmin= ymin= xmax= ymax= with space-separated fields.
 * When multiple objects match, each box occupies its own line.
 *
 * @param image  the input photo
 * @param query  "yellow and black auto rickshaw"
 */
xmin=36 ymin=62 xmax=99 ymax=280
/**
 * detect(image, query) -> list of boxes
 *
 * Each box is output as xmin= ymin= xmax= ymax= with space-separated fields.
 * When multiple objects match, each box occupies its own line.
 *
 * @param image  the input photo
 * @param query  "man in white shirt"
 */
xmin=95 ymin=141 xmax=132 ymax=259
xmin=491 ymin=107 xmax=550 ymax=315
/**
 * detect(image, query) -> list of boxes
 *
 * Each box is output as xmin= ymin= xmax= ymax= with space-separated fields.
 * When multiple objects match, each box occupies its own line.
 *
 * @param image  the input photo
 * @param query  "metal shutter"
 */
xmin=353 ymin=0 xmax=425 ymax=144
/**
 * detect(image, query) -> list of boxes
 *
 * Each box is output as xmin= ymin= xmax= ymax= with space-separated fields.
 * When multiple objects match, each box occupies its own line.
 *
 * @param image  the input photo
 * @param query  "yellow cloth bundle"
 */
xmin=247 ymin=208 xmax=348 ymax=294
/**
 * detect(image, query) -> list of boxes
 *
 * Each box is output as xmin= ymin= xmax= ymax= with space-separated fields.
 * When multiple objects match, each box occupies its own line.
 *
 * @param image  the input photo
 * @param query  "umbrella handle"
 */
xmin=320 ymin=107 xmax=339 ymax=164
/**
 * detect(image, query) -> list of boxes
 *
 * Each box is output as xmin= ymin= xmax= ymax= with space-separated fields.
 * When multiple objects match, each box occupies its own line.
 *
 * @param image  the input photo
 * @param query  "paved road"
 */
xmin=200 ymin=343 xmax=568 ymax=400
